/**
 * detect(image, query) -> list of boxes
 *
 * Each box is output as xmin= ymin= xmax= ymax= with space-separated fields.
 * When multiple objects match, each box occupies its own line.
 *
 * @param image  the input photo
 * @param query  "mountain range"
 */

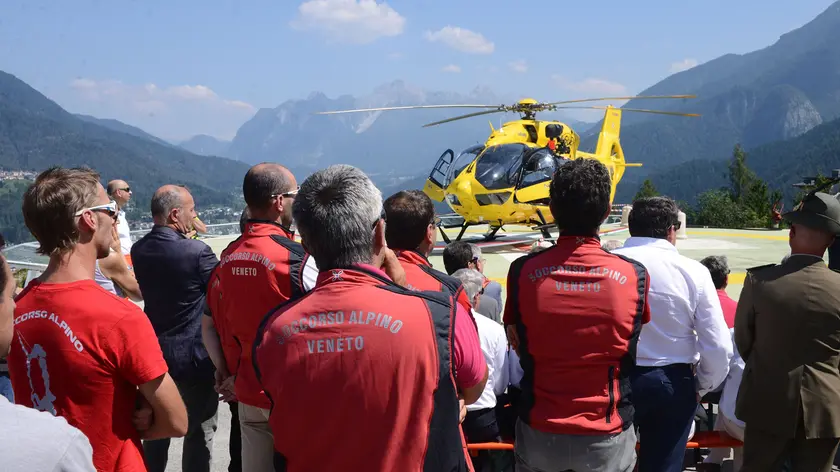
xmin=594 ymin=0 xmax=840 ymax=194
xmin=0 ymin=70 xmax=251 ymax=242
xmin=3 ymin=1 xmax=840 ymax=243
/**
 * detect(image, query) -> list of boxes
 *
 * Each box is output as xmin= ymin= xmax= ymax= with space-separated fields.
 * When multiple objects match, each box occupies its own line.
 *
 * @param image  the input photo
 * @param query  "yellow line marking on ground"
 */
xmin=729 ymin=273 xmax=746 ymax=284
xmin=686 ymin=231 xmax=788 ymax=241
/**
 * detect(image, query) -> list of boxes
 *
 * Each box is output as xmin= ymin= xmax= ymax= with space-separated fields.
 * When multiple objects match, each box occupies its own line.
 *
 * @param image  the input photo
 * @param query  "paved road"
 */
xmin=162 ymin=400 xmax=234 ymax=472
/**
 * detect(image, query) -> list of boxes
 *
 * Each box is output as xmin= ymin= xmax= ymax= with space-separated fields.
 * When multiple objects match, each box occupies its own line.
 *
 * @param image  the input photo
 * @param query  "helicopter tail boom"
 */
xmin=594 ymin=107 xmax=622 ymax=158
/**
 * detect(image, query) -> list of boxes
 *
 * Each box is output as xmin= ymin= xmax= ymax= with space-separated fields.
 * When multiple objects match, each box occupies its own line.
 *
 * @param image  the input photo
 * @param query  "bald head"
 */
xmin=107 ymin=179 xmax=131 ymax=206
xmin=243 ymin=162 xmax=297 ymax=226
xmin=151 ymin=185 xmax=194 ymax=228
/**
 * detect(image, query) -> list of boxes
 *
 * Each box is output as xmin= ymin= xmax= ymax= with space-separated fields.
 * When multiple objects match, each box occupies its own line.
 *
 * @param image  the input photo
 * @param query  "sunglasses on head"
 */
xmin=75 ymin=200 xmax=118 ymax=219
xmin=271 ymin=186 xmax=300 ymax=199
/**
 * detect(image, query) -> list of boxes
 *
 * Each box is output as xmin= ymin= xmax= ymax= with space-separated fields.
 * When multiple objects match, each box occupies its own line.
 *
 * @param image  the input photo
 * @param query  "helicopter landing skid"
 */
xmin=532 ymin=224 xmax=555 ymax=240
xmin=534 ymin=209 xmax=555 ymax=241
xmin=437 ymin=221 xmax=503 ymax=244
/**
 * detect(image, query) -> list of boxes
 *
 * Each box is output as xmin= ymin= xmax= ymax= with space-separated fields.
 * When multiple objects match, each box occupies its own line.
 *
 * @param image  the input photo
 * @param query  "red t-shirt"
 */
xmin=254 ymin=265 xmax=476 ymax=471
xmin=216 ymin=221 xmax=307 ymax=409
xmin=7 ymin=279 xmax=168 ymax=472
xmin=717 ymin=289 xmax=738 ymax=329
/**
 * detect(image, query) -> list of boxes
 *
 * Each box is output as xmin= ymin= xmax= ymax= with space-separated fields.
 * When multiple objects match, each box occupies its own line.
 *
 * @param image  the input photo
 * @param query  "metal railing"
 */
xmin=5 ymin=223 xmax=245 ymax=281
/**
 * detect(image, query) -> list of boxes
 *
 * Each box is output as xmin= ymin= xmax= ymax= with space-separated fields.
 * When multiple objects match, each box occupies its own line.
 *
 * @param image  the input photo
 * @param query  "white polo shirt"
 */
xmin=116 ymin=210 xmax=132 ymax=256
xmin=613 ymin=236 xmax=733 ymax=395
xmin=467 ymin=309 xmax=509 ymax=412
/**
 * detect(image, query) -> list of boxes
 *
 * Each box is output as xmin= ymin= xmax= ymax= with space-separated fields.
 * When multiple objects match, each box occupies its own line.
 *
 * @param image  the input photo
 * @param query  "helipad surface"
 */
xmin=205 ymin=225 xmax=795 ymax=306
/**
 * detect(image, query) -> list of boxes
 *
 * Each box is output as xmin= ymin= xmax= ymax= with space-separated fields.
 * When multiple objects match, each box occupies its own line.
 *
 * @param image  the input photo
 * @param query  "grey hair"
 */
xmin=699 ymin=255 xmax=730 ymax=290
xmin=151 ymin=186 xmax=184 ymax=220
xmin=451 ymin=268 xmax=485 ymax=301
xmin=602 ymin=239 xmax=625 ymax=252
xmin=468 ymin=243 xmax=482 ymax=259
xmin=292 ymin=164 xmax=383 ymax=270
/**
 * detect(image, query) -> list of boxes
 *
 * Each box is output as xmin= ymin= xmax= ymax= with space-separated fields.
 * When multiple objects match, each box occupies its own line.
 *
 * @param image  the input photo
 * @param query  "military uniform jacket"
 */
xmin=735 ymin=254 xmax=840 ymax=438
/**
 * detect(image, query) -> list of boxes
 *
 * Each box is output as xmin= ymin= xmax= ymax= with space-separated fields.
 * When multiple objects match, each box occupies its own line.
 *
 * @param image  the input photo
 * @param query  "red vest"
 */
xmin=216 ymin=220 xmax=307 ymax=409
xmin=396 ymin=250 xmax=473 ymax=315
xmin=253 ymin=266 xmax=467 ymax=472
xmin=206 ymin=265 xmax=238 ymax=375
xmin=504 ymin=236 xmax=650 ymax=435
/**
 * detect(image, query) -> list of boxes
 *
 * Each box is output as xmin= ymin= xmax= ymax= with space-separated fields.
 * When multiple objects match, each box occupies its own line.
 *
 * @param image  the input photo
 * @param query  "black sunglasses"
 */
xmin=119 ymin=187 xmax=131 ymax=192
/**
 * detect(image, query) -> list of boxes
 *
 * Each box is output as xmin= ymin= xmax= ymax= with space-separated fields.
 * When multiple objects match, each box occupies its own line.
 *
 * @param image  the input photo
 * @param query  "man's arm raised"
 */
xmin=99 ymin=250 xmax=143 ymax=301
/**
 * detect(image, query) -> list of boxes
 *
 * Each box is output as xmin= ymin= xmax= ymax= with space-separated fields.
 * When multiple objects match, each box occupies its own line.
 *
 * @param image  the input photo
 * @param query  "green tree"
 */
xmin=690 ymin=145 xmax=782 ymax=229
xmin=728 ymin=144 xmax=754 ymax=204
xmin=634 ymin=179 xmax=659 ymax=201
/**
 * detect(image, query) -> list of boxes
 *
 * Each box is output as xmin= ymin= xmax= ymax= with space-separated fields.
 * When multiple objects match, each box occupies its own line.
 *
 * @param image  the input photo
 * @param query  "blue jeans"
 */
xmin=0 ymin=372 xmax=13 ymax=402
xmin=632 ymin=363 xmax=697 ymax=472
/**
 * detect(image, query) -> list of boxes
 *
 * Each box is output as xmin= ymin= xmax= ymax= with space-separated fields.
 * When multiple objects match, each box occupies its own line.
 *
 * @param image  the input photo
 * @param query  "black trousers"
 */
xmin=829 ymin=239 xmax=840 ymax=271
xmin=228 ymin=401 xmax=241 ymax=472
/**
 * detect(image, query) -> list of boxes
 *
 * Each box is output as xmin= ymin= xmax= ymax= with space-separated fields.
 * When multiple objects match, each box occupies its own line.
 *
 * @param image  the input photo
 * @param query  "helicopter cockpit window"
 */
xmin=474 ymin=143 xmax=527 ymax=190
xmin=446 ymin=144 xmax=484 ymax=186
xmin=519 ymin=148 xmax=558 ymax=188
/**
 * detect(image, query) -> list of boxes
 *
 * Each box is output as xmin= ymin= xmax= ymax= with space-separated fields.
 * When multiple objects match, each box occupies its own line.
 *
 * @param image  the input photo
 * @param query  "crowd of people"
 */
xmin=1 ymin=157 xmax=840 ymax=472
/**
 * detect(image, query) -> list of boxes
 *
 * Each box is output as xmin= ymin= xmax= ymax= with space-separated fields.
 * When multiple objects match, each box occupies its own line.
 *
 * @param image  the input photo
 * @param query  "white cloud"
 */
xmin=670 ymin=58 xmax=699 ymax=73
xmin=552 ymin=75 xmax=628 ymax=95
xmin=509 ymin=59 xmax=528 ymax=73
xmin=424 ymin=26 xmax=494 ymax=54
xmin=68 ymin=78 xmax=256 ymax=141
xmin=291 ymin=0 xmax=405 ymax=44
xmin=442 ymin=64 xmax=461 ymax=73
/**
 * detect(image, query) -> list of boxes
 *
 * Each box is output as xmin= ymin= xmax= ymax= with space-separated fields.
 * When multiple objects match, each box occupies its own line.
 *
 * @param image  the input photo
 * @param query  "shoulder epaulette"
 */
xmin=746 ymin=263 xmax=776 ymax=272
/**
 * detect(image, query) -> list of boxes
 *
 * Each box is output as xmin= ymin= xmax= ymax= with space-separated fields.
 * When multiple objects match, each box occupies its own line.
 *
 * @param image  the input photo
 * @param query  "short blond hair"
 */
xmin=23 ymin=167 xmax=101 ymax=256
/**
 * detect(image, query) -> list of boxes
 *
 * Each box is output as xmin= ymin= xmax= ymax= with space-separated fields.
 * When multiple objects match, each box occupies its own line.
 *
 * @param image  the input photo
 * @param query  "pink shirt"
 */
xmin=453 ymin=304 xmax=487 ymax=390
xmin=717 ymin=289 xmax=738 ymax=329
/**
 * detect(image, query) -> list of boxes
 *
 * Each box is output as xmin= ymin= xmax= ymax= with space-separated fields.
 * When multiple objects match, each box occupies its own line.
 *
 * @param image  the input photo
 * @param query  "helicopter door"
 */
xmin=424 ymin=149 xmax=454 ymax=202
xmin=514 ymin=148 xmax=558 ymax=205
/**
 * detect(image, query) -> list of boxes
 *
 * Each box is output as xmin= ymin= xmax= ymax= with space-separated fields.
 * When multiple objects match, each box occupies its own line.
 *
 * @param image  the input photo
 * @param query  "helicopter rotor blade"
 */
xmin=553 ymin=105 xmax=700 ymax=117
xmin=314 ymin=104 xmax=502 ymax=115
xmin=422 ymin=109 xmax=509 ymax=128
xmin=543 ymin=95 xmax=696 ymax=107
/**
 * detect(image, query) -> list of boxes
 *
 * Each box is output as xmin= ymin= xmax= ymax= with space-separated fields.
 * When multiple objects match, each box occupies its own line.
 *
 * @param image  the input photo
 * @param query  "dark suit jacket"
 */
xmin=131 ymin=226 xmax=219 ymax=382
xmin=735 ymin=254 xmax=840 ymax=438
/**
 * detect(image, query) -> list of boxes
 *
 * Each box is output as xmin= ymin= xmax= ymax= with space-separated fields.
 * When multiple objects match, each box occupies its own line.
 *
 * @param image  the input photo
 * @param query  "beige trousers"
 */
xmin=239 ymin=402 xmax=274 ymax=472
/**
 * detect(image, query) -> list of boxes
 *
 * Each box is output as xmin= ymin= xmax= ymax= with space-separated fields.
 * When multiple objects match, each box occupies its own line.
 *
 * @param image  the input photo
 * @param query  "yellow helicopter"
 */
xmin=316 ymin=95 xmax=699 ymax=241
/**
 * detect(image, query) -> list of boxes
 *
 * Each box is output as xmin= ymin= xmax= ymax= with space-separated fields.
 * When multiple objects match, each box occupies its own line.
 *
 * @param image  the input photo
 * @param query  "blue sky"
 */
xmin=1 ymin=0 xmax=837 ymax=141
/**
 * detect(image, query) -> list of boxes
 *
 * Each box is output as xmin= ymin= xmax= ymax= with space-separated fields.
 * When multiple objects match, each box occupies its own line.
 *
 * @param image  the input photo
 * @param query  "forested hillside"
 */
xmin=619 ymin=114 xmax=840 ymax=205
xmin=583 ymin=1 xmax=840 ymax=175
xmin=0 ymin=70 xmax=250 ymax=243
